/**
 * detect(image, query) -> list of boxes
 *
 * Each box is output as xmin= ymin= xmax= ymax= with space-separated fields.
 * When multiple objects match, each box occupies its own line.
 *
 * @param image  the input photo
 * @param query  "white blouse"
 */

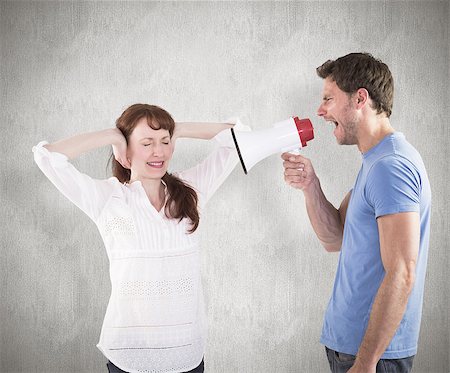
xmin=33 ymin=127 xmax=241 ymax=373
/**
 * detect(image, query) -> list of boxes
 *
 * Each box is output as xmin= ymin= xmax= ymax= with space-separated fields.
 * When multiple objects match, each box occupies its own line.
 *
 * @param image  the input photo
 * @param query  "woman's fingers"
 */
xmin=112 ymin=144 xmax=131 ymax=169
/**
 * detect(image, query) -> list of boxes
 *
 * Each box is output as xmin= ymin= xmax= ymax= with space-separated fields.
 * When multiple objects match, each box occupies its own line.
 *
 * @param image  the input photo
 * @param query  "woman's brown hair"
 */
xmin=111 ymin=104 xmax=199 ymax=233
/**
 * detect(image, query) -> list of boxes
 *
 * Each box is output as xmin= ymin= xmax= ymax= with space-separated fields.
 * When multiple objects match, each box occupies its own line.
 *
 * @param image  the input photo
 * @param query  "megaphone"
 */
xmin=231 ymin=117 xmax=314 ymax=174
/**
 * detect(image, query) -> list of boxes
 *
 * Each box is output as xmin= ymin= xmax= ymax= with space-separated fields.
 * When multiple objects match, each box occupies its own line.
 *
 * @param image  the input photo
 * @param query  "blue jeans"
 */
xmin=325 ymin=347 xmax=414 ymax=373
xmin=106 ymin=359 xmax=204 ymax=373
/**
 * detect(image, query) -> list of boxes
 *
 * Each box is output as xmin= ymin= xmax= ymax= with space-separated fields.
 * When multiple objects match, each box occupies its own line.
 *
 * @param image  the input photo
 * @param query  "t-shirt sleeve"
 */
xmin=32 ymin=141 xmax=118 ymax=221
xmin=365 ymin=155 xmax=421 ymax=218
xmin=176 ymin=121 xmax=249 ymax=207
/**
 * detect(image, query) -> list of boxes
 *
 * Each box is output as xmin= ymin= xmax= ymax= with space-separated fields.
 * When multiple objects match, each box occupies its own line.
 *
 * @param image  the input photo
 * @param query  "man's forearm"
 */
xmin=303 ymin=179 xmax=344 ymax=252
xmin=354 ymin=271 xmax=414 ymax=369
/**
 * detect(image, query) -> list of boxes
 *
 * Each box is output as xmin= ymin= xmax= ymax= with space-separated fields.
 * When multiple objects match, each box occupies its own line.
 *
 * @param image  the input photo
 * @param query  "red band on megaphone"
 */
xmin=293 ymin=117 xmax=314 ymax=147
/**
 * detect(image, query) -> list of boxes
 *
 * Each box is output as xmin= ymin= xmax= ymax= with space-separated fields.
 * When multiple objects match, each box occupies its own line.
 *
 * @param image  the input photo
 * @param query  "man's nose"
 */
xmin=317 ymin=103 xmax=326 ymax=117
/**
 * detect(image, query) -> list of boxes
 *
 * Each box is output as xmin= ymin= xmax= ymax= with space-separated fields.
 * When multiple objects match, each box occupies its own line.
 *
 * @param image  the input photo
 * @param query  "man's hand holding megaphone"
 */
xmin=281 ymin=153 xmax=318 ymax=192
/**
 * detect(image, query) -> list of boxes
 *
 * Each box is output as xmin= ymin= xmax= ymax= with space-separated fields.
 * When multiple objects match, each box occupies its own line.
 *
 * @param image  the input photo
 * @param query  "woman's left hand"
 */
xmin=111 ymin=128 xmax=131 ymax=169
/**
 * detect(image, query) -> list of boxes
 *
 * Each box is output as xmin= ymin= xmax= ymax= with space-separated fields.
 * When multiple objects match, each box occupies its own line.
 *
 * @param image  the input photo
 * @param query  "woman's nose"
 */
xmin=152 ymin=144 xmax=163 ymax=156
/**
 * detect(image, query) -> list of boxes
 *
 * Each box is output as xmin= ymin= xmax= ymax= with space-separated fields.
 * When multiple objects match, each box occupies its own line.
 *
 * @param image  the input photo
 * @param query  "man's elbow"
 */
xmin=404 ymin=263 xmax=416 ymax=293
xmin=396 ymin=260 xmax=417 ymax=294
xmin=321 ymin=240 xmax=342 ymax=253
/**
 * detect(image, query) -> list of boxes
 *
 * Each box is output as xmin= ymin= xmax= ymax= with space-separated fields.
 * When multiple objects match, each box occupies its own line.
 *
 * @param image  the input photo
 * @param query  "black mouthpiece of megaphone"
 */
xmin=231 ymin=117 xmax=314 ymax=174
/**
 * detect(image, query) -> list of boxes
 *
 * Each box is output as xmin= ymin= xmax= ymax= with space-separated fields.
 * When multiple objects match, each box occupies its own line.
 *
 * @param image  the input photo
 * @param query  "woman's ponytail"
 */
xmin=163 ymin=173 xmax=199 ymax=233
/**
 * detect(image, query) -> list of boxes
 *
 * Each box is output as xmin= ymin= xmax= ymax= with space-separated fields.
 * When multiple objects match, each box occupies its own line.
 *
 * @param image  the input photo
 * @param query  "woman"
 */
xmin=33 ymin=104 xmax=246 ymax=373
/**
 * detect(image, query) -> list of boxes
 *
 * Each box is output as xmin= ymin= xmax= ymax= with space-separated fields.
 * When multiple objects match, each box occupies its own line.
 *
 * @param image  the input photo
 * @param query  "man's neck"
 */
xmin=357 ymin=116 xmax=394 ymax=153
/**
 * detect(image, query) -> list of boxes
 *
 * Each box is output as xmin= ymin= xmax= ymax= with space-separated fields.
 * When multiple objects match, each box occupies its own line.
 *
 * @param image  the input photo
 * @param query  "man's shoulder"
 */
xmin=367 ymin=133 xmax=424 ymax=175
xmin=367 ymin=154 xmax=420 ymax=186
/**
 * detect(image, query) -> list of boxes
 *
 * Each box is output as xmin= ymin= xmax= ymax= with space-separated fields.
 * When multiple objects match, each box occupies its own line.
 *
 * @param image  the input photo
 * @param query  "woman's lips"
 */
xmin=146 ymin=161 xmax=164 ymax=169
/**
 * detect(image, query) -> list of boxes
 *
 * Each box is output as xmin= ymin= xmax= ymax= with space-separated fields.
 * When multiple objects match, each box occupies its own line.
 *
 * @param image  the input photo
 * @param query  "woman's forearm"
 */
xmin=44 ymin=128 xmax=123 ymax=160
xmin=174 ymin=122 xmax=234 ymax=140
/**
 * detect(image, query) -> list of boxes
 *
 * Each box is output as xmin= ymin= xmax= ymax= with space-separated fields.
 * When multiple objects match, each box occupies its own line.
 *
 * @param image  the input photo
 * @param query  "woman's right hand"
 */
xmin=111 ymin=128 xmax=131 ymax=169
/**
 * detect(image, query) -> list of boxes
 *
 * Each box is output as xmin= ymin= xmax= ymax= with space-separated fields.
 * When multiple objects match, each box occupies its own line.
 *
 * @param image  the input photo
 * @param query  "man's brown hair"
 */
xmin=317 ymin=53 xmax=394 ymax=117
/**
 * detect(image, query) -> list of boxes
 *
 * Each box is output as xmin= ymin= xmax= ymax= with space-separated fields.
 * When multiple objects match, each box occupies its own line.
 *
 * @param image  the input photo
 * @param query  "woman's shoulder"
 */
xmin=107 ymin=176 xmax=134 ymax=192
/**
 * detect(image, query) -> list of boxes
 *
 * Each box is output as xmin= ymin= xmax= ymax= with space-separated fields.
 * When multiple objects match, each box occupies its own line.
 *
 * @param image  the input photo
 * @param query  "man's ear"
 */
xmin=355 ymin=88 xmax=369 ymax=109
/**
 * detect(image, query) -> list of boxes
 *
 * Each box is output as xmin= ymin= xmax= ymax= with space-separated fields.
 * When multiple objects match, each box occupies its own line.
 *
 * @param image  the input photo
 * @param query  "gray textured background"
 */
xmin=1 ymin=1 xmax=449 ymax=373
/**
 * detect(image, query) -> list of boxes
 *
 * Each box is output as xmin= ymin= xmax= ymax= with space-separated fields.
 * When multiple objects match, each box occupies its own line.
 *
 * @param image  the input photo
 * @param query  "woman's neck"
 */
xmin=131 ymin=176 xmax=166 ymax=211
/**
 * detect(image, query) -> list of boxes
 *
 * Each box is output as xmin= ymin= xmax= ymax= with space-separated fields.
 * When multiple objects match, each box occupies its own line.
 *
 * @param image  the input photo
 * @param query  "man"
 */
xmin=282 ymin=53 xmax=431 ymax=373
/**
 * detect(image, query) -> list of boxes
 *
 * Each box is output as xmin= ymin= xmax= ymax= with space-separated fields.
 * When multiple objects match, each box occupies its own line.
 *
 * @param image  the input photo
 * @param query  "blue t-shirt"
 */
xmin=320 ymin=132 xmax=431 ymax=359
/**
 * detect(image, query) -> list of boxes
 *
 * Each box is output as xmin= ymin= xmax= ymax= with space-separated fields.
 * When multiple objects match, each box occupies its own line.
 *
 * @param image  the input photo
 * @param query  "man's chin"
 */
xmin=334 ymin=136 xmax=344 ymax=145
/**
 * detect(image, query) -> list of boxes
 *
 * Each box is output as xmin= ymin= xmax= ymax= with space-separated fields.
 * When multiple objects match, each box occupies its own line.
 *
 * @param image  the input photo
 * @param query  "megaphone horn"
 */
xmin=231 ymin=117 xmax=314 ymax=174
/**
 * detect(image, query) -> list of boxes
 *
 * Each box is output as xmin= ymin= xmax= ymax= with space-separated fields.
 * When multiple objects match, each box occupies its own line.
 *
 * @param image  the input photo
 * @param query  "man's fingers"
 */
xmin=283 ymin=160 xmax=306 ymax=170
xmin=281 ymin=152 xmax=308 ymax=162
xmin=285 ymin=174 xmax=304 ymax=183
xmin=288 ymin=181 xmax=304 ymax=189
xmin=284 ymin=168 xmax=304 ymax=176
